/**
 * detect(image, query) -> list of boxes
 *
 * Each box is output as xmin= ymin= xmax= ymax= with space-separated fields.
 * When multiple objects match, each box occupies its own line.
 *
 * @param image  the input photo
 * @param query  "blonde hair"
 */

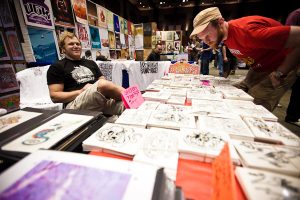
xmin=58 ymin=31 xmax=80 ymax=49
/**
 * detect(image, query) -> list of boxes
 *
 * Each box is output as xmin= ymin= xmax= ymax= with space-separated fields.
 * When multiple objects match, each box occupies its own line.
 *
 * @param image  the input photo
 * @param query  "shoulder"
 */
xmin=230 ymin=16 xmax=282 ymax=29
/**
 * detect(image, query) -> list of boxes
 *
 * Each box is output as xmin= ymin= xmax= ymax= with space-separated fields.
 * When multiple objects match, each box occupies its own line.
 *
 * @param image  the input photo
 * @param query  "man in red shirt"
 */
xmin=190 ymin=7 xmax=300 ymax=111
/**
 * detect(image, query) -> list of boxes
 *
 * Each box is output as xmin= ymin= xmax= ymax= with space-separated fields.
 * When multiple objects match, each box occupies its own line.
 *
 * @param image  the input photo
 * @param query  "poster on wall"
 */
xmin=120 ymin=33 xmax=126 ymax=49
xmin=97 ymin=5 xmax=107 ymax=28
xmin=113 ymin=14 xmax=120 ymax=33
xmin=127 ymin=21 xmax=132 ymax=35
xmin=50 ymin=0 xmax=75 ymax=28
xmin=87 ymin=0 xmax=98 ymax=27
xmin=5 ymin=31 xmax=24 ymax=61
xmin=20 ymin=0 xmax=54 ymax=29
xmin=28 ymin=27 xmax=59 ymax=63
xmin=166 ymin=41 xmax=174 ymax=53
xmin=119 ymin=17 xmax=124 ymax=34
xmin=106 ymin=10 xmax=114 ymax=32
xmin=174 ymin=31 xmax=181 ymax=41
xmin=0 ymin=0 xmax=15 ymax=28
xmin=134 ymin=24 xmax=143 ymax=50
xmin=0 ymin=93 xmax=20 ymax=113
xmin=0 ymin=32 xmax=10 ymax=61
xmin=174 ymin=41 xmax=181 ymax=51
xmin=76 ymin=22 xmax=91 ymax=49
xmin=108 ymin=31 xmax=115 ymax=49
xmin=15 ymin=63 xmax=27 ymax=72
xmin=143 ymin=23 xmax=152 ymax=36
xmin=0 ymin=64 xmax=19 ymax=93
xmin=166 ymin=31 xmax=174 ymax=41
xmin=89 ymin=26 xmax=101 ymax=49
xmin=115 ymin=32 xmax=121 ymax=49
xmin=71 ymin=0 xmax=87 ymax=25
xmin=109 ymin=50 xmax=116 ymax=59
xmin=124 ymin=20 xmax=128 ymax=35
xmin=99 ymin=28 xmax=109 ymax=49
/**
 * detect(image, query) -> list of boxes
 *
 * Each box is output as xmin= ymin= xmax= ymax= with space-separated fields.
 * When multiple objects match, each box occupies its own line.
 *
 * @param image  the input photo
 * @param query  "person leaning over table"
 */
xmin=190 ymin=7 xmax=300 ymax=111
xmin=146 ymin=43 xmax=162 ymax=61
xmin=47 ymin=31 xmax=125 ymax=115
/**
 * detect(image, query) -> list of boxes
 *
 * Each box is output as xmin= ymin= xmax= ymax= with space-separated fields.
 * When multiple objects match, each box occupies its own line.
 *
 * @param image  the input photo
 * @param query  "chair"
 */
xmin=16 ymin=66 xmax=63 ymax=110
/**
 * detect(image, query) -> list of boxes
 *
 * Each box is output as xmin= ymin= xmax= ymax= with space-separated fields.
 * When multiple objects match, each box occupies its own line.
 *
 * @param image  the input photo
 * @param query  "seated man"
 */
xmin=47 ymin=31 xmax=125 ymax=115
xmin=146 ymin=44 xmax=162 ymax=61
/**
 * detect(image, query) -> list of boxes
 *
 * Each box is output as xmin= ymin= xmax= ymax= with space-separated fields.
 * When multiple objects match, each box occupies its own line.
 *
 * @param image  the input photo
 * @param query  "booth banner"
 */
xmin=0 ymin=64 xmax=19 ymax=93
xmin=87 ymin=0 xmax=98 ymax=27
xmin=97 ymin=5 xmax=107 ymax=28
xmin=28 ymin=27 xmax=59 ymax=63
xmin=76 ymin=22 xmax=91 ymax=49
xmin=99 ymin=28 xmax=109 ymax=49
xmin=169 ymin=62 xmax=200 ymax=75
xmin=0 ymin=93 xmax=20 ymax=113
xmin=50 ymin=0 xmax=75 ymax=28
xmin=71 ymin=0 xmax=87 ymax=25
xmin=5 ymin=31 xmax=24 ymax=61
xmin=0 ymin=0 xmax=15 ymax=28
xmin=106 ymin=10 xmax=114 ymax=32
xmin=0 ymin=32 xmax=10 ymax=61
xmin=89 ymin=26 xmax=101 ymax=49
xmin=20 ymin=0 xmax=54 ymax=29
xmin=113 ymin=14 xmax=120 ymax=33
xmin=108 ymin=31 xmax=115 ymax=49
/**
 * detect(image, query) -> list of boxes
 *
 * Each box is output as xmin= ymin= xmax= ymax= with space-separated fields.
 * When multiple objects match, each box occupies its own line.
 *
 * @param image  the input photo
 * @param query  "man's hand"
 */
xmin=232 ymin=80 xmax=249 ymax=92
xmin=269 ymin=71 xmax=284 ymax=88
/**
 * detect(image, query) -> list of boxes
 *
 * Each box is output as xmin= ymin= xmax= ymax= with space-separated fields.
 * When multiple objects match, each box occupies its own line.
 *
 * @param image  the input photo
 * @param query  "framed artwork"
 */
xmin=2 ymin=113 xmax=93 ymax=153
xmin=0 ymin=32 xmax=10 ymax=61
xmin=0 ymin=0 xmax=14 ymax=28
xmin=5 ymin=31 xmax=24 ymax=61
xmin=50 ymin=0 xmax=75 ymax=28
xmin=87 ymin=0 xmax=98 ymax=26
xmin=0 ymin=64 xmax=19 ymax=93
xmin=76 ymin=22 xmax=91 ymax=49
xmin=27 ymin=27 xmax=59 ymax=63
xmin=20 ymin=0 xmax=54 ymax=29
xmin=71 ymin=0 xmax=87 ymax=24
xmin=0 ymin=93 xmax=20 ymax=113
xmin=97 ymin=5 xmax=107 ymax=28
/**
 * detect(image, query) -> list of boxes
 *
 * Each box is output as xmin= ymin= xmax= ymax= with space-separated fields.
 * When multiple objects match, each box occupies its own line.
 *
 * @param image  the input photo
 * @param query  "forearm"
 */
xmin=276 ymin=47 xmax=300 ymax=75
xmin=243 ymin=68 xmax=270 ymax=88
xmin=50 ymin=90 xmax=81 ymax=103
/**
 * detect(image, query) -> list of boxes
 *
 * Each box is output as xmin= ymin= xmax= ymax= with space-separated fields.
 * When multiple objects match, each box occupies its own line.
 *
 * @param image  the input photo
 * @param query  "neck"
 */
xmin=223 ymin=21 xmax=229 ymax=41
xmin=64 ymin=54 xmax=80 ymax=61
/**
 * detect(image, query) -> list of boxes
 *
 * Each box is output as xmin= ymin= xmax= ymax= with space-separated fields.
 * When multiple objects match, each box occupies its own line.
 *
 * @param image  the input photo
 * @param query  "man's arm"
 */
xmin=48 ymin=83 xmax=83 ymax=103
xmin=270 ymin=26 xmax=300 ymax=87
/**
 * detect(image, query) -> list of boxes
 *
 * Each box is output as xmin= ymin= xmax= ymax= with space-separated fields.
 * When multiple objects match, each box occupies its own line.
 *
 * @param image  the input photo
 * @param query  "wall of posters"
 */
xmin=0 ymin=32 xmax=10 ymax=61
xmin=20 ymin=0 xmax=54 ymax=29
xmin=27 ymin=27 xmax=59 ymax=63
xmin=0 ymin=64 xmax=19 ymax=93
xmin=50 ymin=0 xmax=74 ymax=28
xmin=5 ymin=31 xmax=24 ymax=61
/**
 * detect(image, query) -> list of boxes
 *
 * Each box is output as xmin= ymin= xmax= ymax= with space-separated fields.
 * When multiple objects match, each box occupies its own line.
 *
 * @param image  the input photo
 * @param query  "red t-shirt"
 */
xmin=224 ymin=16 xmax=291 ymax=72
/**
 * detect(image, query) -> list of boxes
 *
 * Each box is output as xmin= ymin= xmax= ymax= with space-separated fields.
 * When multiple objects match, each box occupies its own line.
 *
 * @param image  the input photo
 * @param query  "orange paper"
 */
xmin=212 ymin=143 xmax=237 ymax=200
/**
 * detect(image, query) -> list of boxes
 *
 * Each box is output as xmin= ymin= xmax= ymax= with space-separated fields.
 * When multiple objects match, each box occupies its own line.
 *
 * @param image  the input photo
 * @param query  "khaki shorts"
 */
xmin=66 ymin=80 xmax=124 ymax=115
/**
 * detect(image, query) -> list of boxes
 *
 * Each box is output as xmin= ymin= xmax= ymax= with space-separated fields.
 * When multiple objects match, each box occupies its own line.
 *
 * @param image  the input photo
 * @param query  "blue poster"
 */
xmin=113 ymin=14 xmax=120 ymax=33
xmin=28 ymin=27 xmax=59 ymax=64
xmin=89 ymin=26 xmax=101 ymax=49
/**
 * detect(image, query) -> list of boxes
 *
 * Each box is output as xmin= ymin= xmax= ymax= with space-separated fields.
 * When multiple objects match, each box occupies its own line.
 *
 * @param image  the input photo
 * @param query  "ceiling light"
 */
xmin=160 ymin=2 xmax=162 ymax=4
xmin=182 ymin=0 xmax=185 ymax=2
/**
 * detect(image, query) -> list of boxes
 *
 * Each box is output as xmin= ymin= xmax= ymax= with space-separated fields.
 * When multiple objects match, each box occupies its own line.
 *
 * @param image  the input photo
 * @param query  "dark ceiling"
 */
xmin=93 ymin=0 xmax=299 ymax=44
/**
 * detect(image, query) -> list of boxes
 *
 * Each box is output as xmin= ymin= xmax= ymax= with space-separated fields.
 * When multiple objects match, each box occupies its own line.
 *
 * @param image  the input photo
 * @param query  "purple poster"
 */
xmin=0 ymin=160 xmax=131 ymax=200
xmin=20 ymin=0 xmax=54 ymax=29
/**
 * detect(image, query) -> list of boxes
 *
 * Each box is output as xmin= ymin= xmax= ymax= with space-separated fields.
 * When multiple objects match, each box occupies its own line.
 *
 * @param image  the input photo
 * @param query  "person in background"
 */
xmin=216 ymin=42 xmax=224 ymax=77
xmin=96 ymin=50 xmax=109 ymax=61
xmin=146 ymin=44 xmax=162 ymax=61
xmin=47 ymin=31 xmax=125 ymax=115
xmin=199 ymin=40 xmax=212 ymax=75
xmin=187 ymin=36 xmax=201 ymax=62
xmin=284 ymin=8 xmax=300 ymax=127
xmin=222 ymin=44 xmax=237 ymax=77
xmin=190 ymin=7 xmax=300 ymax=111
xmin=82 ymin=50 xmax=92 ymax=60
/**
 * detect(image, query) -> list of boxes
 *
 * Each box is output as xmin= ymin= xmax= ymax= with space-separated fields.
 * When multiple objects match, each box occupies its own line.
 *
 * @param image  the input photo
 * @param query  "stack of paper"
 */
xmin=221 ymin=88 xmax=254 ymax=101
xmin=142 ymin=91 xmax=171 ymax=103
xmin=115 ymin=109 xmax=152 ymax=128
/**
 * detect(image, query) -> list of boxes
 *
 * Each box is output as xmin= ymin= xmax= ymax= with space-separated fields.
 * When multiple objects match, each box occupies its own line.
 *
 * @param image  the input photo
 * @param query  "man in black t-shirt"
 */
xmin=47 ymin=31 xmax=125 ymax=115
xmin=146 ymin=44 xmax=162 ymax=61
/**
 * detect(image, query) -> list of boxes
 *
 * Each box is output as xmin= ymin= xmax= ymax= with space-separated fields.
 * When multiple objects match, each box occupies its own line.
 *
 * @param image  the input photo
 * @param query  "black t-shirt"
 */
xmin=146 ymin=51 xmax=160 ymax=61
xmin=47 ymin=58 xmax=103 ymax=92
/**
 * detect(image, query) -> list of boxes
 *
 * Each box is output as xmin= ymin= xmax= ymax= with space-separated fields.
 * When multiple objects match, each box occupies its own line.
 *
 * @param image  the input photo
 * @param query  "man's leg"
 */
xmin=248 ymin=70 xmax=297 ymax=111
